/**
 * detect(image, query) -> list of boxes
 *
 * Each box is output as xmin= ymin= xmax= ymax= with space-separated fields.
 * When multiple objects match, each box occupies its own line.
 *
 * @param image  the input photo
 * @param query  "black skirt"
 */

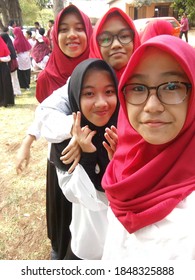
xmin=46 ymin=159 xmax=72 ymax=259
xmin=0 ymin=62 xmax=14 ymax=107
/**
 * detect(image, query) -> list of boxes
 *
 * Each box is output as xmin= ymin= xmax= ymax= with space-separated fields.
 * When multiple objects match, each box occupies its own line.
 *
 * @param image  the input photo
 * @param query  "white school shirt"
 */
xmin=57 ymin=164 xmax=108 ymax=260
xmin=102 ymin=191 xmax=195 ymax=260
xmin=27 ymin=79 xmax=73 ymax=142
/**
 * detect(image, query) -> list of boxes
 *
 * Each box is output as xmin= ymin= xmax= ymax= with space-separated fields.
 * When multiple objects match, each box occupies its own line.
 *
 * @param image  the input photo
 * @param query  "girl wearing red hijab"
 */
xmin=16 ymin=5 xmax=93 ymax=260
xmin=35 ymin=7 xmax=141 ymax=171
xmin=102 ymin=35 xmax=195 ymax=260
xmin=13 ymin=27 xmax=32 ymax=90
xmin=0 ymin=36 xmax=14 ymax=107
xmin=90 ymin=7 xmax=140 ymax=81
xmin=36 ymin=5 xmax=92 ymax=103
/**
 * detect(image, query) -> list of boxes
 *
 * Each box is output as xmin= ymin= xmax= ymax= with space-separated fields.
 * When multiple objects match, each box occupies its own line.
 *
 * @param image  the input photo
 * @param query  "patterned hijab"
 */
xmin=102 ymin=36 xmax=195 ymax=233
xmin=36 ymin=5 xmax=93 ymax=103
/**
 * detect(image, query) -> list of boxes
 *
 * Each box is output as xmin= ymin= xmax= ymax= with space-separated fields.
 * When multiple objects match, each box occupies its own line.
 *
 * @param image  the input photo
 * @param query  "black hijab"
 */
xmin=51 ymin=58 xmax=119 ymax=190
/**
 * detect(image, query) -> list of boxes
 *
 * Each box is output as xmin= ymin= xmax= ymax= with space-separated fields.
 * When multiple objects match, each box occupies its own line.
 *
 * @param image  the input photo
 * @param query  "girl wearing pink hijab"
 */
xmin=139 ymin=19 xmax=174 ymax=43
xmin=102 ymin=35 xmax=195 ymax=260
xmin=13 ymin=27 xmax=32 ymax=90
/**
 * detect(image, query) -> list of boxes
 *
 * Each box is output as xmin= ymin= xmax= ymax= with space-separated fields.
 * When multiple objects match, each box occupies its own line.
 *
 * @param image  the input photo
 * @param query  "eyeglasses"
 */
xmin=123 ymin=81 xmax=192 ymax=105
xmin=97 ymin=29 xmax=134 ymax=47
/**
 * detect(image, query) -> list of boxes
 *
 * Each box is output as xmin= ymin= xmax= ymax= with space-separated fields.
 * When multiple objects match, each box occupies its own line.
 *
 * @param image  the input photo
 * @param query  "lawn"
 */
xmin=0 ymin=81 xmax=50 ymax=260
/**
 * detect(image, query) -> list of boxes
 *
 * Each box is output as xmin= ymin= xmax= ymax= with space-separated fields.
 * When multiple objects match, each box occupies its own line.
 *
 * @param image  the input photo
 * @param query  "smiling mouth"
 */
xmin=95 ymin=111 xmax=108 ymax=116
xmin=110 ymin=52 xmax=125 ymax=57
xmin=67 ymin=42 xmax=79 ymax=46
xmin=143 ymin=121 xmax=170 ymax=127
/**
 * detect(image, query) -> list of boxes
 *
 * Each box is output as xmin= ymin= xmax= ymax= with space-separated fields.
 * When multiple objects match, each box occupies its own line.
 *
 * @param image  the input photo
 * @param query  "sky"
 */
xmin=67 ymin=0 xmax=109 ymax=18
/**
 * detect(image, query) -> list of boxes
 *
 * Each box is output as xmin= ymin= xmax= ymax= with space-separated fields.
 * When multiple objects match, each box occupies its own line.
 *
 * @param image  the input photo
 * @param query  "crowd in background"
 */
xmin=0 ymin=19 xmax=54 ymax=107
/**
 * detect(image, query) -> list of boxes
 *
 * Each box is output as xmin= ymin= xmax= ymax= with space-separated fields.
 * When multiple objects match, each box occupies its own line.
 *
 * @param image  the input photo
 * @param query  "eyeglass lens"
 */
xmin=123 ymin=82 xmax=191 ymax=105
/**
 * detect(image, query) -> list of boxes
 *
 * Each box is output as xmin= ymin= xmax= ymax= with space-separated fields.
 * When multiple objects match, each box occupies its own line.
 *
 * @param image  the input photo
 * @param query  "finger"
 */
xmin=67 ymin=157 xmax=80 ymax=174
xmin=102 ymin=141 xmax=113 ymax=161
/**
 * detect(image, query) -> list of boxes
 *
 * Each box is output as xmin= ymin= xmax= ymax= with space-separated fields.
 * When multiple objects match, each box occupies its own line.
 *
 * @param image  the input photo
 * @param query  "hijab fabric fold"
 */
xmin=36 ymin=5 xmax=93 ymax=103
xmin=0 ymin=36 xmax=10 ymax=57
xmin=139 ymin=19 xmax=174 ymax=43
xmin=102 ymin=35 xmax=195 ymax=233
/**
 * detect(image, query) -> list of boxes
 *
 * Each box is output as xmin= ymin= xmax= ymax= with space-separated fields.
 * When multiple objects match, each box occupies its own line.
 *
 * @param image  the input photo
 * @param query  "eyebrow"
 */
xmin=128 ymin=71 xmax=186 ymax=81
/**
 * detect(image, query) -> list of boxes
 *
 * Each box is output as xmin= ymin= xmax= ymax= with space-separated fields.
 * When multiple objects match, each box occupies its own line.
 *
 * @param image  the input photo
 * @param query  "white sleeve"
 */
xmin=56 ymin=164 xmax=108 ymax=211
xmin=0 ymin=55 xmax=11 ymax=62
xmin=35 ymin=77 xmax=73 ymax=143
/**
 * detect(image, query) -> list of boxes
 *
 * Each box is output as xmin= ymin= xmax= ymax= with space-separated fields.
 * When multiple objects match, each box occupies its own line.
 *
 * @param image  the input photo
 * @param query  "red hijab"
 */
xmin=89 ymin=7 xmax=140 ymax=81
xmin=102 ymin=36 xmax=195 ymax=233
xmin=0 ymin=36 xmax=10 ymax=57
xmin=31 ymin=40 xmax=50 ymax=63
xmin=140 ymin=19 xmax=174 ymax=43
xmin=36 ymin=5 xmax=93 ymax=103
xmin=13 ymin=27 xmax=32 ymax=53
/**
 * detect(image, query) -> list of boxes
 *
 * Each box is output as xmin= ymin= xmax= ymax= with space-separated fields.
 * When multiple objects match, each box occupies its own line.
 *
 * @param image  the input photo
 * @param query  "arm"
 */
xmin=15 ymin=134 xmax=36 ymax=174
xmin=36 ymin=79 xmax=73 ymax=143
xmin=57 ymin=165 xmax=107 ymax=211
xmin=15 ymin=109 xmax=45 ymax=174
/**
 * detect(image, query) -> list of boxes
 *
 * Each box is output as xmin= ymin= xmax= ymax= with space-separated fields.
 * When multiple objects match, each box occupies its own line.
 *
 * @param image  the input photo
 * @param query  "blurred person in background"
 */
xmin=179 ymin=13 xmax=189 ymax=42
xmin=47 ymin=19 xmax=54 ymax=51
xmin=31 ymin=34 xmax=50 ymax=71
xmin=1 ymin=31 xmax=21 ymax=96
xmin=13 ymin=27 xmax=32 ymax=90
xmin=0 ymin=36 xmax=14 ymax=107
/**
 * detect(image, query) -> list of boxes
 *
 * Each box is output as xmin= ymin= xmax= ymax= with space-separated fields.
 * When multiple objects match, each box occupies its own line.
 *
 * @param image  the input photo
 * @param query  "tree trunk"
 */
xmin=53 ymin=0 xmax=64 ymax=18
xmin=0 ymin=0 xmax=22 ymax=27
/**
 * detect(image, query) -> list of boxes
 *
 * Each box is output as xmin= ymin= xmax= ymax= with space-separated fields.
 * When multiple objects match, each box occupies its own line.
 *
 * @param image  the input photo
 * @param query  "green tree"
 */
xmin=172 ymin=0 xmax=195 ymax=24
xmin=0 ymin=0 xmax=22 ymax=28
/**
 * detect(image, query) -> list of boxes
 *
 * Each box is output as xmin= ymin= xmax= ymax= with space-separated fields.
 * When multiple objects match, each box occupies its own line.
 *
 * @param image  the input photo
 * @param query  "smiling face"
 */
xmin=80 ymin=68 xmax=117 ymax=127
xmin=99 ymin=14 xmax=134 ymax=71
xmin=58 ymin=12 xmax=87 ymax=57
xmin=125 ymin=48 xmax=190 ymax=144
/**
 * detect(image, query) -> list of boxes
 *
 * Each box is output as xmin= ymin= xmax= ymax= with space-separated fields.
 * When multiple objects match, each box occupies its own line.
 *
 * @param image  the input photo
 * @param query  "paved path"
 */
xmin=185 ymin=29 xmax=195 ymax=47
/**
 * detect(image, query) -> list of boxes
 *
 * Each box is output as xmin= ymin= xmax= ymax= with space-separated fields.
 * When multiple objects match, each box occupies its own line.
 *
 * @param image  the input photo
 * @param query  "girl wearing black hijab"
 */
xmin=51 ymin=58 xmax=119 ymax=259
xmin=1 ymin=32 xmax=21 ymax=96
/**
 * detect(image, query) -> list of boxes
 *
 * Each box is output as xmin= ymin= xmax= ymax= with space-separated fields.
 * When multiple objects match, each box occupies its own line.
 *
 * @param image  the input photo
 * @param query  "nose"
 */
xmin=67 ymin=28 xmax=78 ymax=38
xmin=144 ymin=90 xmax=165 ymax=113
xmin=94 ymin=94 xmax=108 ymax=107
xmin=111 ymin=35 xmax=122 ymax=48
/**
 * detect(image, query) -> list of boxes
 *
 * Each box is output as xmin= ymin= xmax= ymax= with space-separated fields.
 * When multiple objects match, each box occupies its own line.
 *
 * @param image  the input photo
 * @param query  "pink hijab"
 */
xmin=13 ymin=27 xmax=32 ymax=53
xmin=36 ymin=5 xmax=93 ymax=103
xmin=140 ymin=19 xmax=174 ymax=43
xmin=89 ymin=7 xmax=140 ymax=81
xmin=102 ymin=35 xmax=195 ymax=233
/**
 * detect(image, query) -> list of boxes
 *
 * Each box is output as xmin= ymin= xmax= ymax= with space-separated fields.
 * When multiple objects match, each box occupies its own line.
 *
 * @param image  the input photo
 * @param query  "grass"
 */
xmin=0 ymin=81 xmax=50 ymax=260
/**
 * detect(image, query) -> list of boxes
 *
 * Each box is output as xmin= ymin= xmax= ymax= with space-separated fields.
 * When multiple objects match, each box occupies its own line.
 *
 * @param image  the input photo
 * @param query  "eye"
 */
xmin=75 ymin=24 xmax=85 ymax=32
xmin=132 ymin=85 xmax=146 ymax=92
xmin=98 ymin=33 xmax=112 ymax=44
xmin=105 ymin=88 xmax=116 ymax=95
xmin=81 ymin=91 xmax=94 ymax=97
xmin=58 ymin=28 xmax=68 ymax=33
xmin=165 ymin=82 xmax=179 ymax=90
